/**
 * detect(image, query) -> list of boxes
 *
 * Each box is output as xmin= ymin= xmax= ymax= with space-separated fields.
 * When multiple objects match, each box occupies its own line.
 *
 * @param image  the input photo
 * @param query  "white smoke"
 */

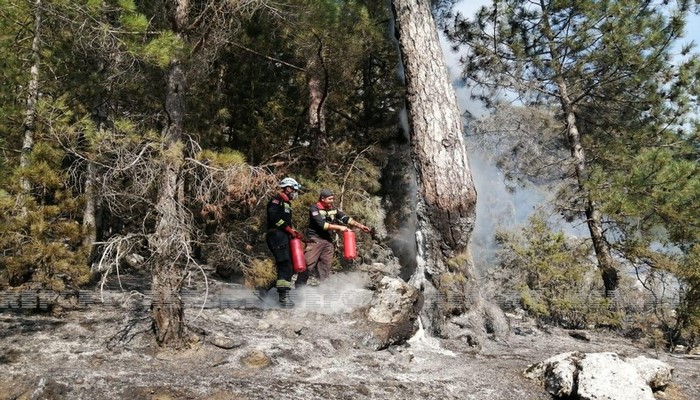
xmin=438 ymin=2 xmax=545 ymax=271
xmin=288 ymin=272 xmax=374 ymax=314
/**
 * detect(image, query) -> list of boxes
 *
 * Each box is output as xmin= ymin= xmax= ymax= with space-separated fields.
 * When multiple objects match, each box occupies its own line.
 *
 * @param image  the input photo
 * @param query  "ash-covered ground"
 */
xmin=1 ymin=272 xmax=698 ymax=400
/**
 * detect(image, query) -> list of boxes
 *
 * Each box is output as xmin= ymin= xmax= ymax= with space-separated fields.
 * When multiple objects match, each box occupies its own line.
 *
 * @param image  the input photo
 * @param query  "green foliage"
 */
xmin=119 ymin=5 xmax=148 ymax=32
xmin=0 ymin=162 xmax=90 ymax=290
xmin=196 ymin=149 xmax=246 ymax=167
xmin=0 ymin=0 xmax=30 ymax=158
xmin=117 ymin=0 xmax=138 ymax=13
xmin=592 ymin=132 xmax=700 ymax=346
xmin=243 ymin=258 xmax=276 ymax=289
xmin=0 ymin=82 xmax=94 ymax=290
xmin=493 ymin=213 xmax=615 ymax=329
xmin=453 ymin=0 xmax=700 ymax=344
xmin=85 ymin=0 xmax=102 ymax=11
xmin=596 ymin=146 xmax=700 ymax=250
xmin=143 ymin=32 xmax=186 ymax=68
xmin=315 ymin=142 xmax=385 ymax=230
xmin=196 ymin=0 xmax=402 ymax=164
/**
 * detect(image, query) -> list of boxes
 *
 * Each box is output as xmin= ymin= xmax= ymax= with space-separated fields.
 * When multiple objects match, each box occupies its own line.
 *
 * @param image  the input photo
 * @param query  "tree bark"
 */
xmin=307 ymin=35 xmax=329 ymax=164
xmin=391 ymin=0 xmax=506 ymax=342
xmin=558 ymin=85 xmax=619 ymax=295
xmin=20 ymin=0 xmax=42 ymax=199
xmin=82 ymin=159 xmax=97 ymax=262
xmin=150 ymin=0 xmax=190 ymax=348
xmin=541 ymin=8 xmax=619 ymax=295
xmin=151 ymin=59 xmax=188 ymax=349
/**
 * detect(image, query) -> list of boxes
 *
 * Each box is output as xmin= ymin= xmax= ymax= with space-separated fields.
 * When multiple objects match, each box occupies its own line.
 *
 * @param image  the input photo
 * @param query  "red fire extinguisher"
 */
xmin=343 ymin=230 xmax=357 ymax=260
xmin=290 ymin=238 xmax=306 ymax=273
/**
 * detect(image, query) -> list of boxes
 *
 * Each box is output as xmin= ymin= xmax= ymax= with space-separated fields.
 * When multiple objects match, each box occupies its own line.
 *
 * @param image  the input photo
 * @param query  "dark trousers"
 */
xmin=266 ymin=230 xmax=293 ymax=289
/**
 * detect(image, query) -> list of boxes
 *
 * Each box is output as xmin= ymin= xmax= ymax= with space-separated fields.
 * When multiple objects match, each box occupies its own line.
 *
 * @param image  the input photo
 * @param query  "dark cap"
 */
xmin=319 ymin=188 xmax=334 ymax=199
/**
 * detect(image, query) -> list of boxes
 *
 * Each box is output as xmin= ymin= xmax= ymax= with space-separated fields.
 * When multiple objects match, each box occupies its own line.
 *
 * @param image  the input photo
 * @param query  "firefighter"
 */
xmin=265 ymin=177 xmax=304 ymax=308
xmin=300 ymin=188 xmax=371 ymax=285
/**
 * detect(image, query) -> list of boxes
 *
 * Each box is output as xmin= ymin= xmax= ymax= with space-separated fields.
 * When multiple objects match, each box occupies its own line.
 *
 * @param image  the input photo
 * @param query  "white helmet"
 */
xmin=279 ymin=177 xmax=301 ymax=191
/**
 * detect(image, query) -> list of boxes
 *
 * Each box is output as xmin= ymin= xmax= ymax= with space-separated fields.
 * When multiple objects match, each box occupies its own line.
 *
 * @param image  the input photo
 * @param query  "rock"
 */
xmin=366 ymin=277 xmax=420 ymax=324
xmin=290 ymin=323 xmax=305 ymax=336
xmin=360 ymin=277 xmax=422 ymax=350
xmin=524 ymin=351 xmax=583 ymax=396
xmin=626 ymin=356 xmax=674 ymax=390
xmin=240 ymin=350 xmax=272 ymax=369
xmin=513 ymin=327 xmax=535 ymax=336
xmin=257 ymin=320 xmax=270 ymax=330
xmin=568 ymin=330 xmax=591 ymax=341
xmin=208 ymin=334 xmax=244 ymax=349
xmin=577 ymin=352 xmax=654 ymax=400
xmin=525 ymin=352 xmax=664 ymax=400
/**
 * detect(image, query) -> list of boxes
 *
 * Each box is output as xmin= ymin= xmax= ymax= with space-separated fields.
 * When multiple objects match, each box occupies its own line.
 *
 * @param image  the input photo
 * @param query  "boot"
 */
xmin=278 ymin=288 xmax=295 ymax=309
xmin=307 ymin=276 xmax=320 ymax=286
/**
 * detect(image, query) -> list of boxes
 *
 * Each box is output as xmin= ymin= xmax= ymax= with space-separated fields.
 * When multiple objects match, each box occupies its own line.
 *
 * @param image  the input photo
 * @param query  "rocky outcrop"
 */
xmin=524 ymin=352 xmax=674 ymax=400
xmin=361 ymin=276 xmax=422 ymax=350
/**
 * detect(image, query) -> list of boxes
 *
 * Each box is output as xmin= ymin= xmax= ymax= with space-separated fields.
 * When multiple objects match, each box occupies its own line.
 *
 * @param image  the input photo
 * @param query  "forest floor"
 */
xmin=0 ymin=270 xmax=699 ymax=400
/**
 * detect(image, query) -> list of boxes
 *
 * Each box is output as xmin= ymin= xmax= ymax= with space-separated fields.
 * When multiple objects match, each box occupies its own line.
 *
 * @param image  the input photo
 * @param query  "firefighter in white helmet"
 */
xmin=265 ymin=177 xmax=304 ymax=308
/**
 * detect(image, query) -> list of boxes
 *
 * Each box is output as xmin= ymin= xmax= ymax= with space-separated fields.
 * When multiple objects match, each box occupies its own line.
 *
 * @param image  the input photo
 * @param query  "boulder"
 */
xmin=577 ymin=352 xmax=654 ymax=400
xmin=524 ymin=351 xmax=582 ymax=397
xmin=626 ymin=356 xmax=674 ymax=390
xmin=361 ymin=276 xmax=422 ymax=350
xmin=525 ymin=352 xmax=674 ymax=400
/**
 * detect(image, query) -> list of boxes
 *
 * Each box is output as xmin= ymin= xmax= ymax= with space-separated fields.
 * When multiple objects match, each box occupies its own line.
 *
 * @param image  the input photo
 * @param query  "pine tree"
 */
xmin=446 ymin=0 xmax=697 ymax=295
xmin=391 ymin=0 xmax=507 ymax=341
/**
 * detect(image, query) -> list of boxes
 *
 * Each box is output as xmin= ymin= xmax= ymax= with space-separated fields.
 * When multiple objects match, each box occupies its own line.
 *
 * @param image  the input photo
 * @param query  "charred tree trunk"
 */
xmin=151 ymin=59 xmax=188 ymax=349
xmin=151 ymin=0 xmax=191 ymax=348
xmin=391 ymin=0 xmax=507 ymax=342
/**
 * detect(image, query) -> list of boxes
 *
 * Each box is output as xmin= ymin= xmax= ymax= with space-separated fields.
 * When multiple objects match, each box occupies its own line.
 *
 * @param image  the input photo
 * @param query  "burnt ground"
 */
xmin=0 ymin=272 xmax=698 ymax=400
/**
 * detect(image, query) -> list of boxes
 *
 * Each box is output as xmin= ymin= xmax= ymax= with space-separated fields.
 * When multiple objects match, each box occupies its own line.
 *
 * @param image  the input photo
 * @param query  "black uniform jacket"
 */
xmin=306 ymin=201 xmax=352 ymax=242
xmin=266 ymin=193 xmax=293 ymax=261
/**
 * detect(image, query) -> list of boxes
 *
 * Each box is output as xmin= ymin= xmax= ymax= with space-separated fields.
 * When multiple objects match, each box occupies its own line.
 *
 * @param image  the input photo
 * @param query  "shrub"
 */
xmin=491 ymin=213 xmax=618 ymax=329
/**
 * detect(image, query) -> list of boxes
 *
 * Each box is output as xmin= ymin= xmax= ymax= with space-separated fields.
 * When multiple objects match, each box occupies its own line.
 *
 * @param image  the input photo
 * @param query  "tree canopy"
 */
xmin=447 ymin=0 xmax=700 ymax=342
xmin=1 ymin=0 xmax=698 ymax=348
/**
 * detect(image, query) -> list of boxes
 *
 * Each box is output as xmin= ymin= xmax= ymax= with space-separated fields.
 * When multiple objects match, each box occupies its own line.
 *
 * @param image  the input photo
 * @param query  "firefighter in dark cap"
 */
xmin=300 ymin=188 xmax=371 ymax=285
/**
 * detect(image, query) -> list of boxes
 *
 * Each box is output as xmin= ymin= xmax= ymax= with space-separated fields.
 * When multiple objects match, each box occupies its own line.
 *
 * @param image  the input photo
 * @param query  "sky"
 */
xmin=440 ymin=1 xmax=700 ymax=267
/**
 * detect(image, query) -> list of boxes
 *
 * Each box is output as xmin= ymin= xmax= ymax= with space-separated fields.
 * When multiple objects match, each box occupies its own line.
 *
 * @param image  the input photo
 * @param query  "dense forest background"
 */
xmin=1 ymin=0 xmax=698 ymax=350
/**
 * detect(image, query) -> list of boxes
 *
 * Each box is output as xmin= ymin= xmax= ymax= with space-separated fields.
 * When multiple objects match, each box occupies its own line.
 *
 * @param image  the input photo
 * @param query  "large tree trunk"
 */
xmin=151 ymin=0 xmax=191 ymax=348
xmin=151 ymin=59 xmax=188 ymax=348
xmin=391 ymin=0 xmax=507 ymax=342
